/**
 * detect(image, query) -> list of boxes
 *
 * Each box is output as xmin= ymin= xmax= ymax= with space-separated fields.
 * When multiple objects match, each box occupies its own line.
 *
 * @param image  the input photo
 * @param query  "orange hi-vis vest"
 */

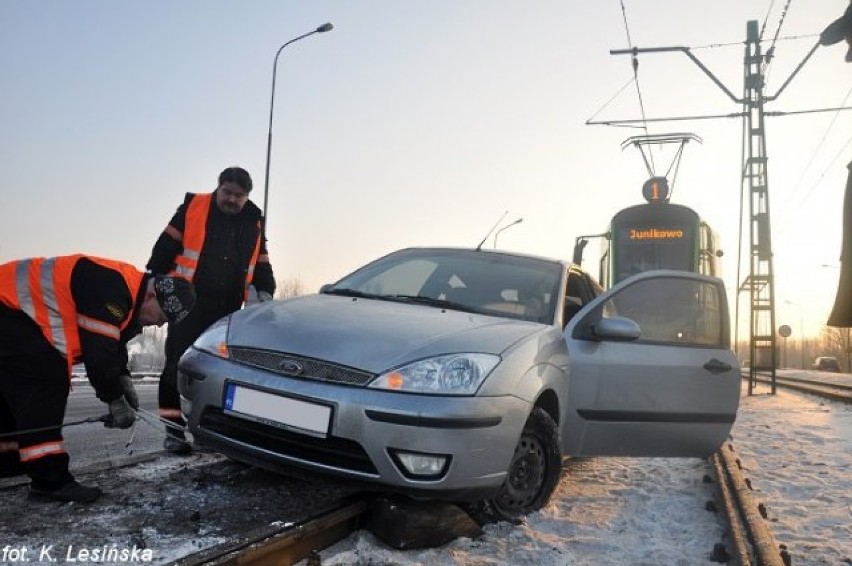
xmin=171 ymin=192 xmax=262 ymax=301
xmin=0 ymin=255 xmax=144 ymax=376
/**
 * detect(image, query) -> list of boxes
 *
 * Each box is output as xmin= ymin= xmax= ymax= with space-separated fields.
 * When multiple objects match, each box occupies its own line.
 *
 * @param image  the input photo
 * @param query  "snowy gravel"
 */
xmin=308 ymin=375 xmax=852 ymax=565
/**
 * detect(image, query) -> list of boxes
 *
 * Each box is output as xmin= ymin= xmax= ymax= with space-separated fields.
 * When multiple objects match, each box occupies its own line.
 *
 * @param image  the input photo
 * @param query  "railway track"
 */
xmin=162 ymin=446 xmax=792 ymax=566
xmin=177 ymin=373 xmax=852 ymax=565
xmin=745 ymin=371 xmax=852 ymax=404
xmin=171 ymin=496 xmax=370 ymax=566
xmin=13 ymin=375 xmax=838 ymax=564
xmin=4 ymin=442 xmax=789 ymax=566
xmin=712 ymin=442 xmax=790 ymax=566
xmin=155 ymin=449 xmax=793 ymax=566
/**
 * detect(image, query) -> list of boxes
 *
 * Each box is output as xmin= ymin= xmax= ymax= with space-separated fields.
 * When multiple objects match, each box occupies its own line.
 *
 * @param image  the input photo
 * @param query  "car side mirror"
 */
xmin=592 ymin=317 xmax=641 ymax=342
xmin=319 ymin=284 xmax=333 ymax=294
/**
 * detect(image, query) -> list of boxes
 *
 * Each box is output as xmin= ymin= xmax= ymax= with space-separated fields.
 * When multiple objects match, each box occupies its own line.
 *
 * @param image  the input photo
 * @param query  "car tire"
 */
xmin=474 ymin=406 xmax=562 ymax=522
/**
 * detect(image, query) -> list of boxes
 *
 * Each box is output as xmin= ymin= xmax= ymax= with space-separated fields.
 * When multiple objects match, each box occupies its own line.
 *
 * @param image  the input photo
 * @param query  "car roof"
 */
xmin=391 ymin=246 xmax=575 ymax=269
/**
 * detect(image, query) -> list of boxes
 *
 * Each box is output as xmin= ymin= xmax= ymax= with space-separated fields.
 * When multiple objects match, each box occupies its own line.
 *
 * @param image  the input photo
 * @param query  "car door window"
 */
xmin=605 ymin=277 xmax=724 ymax=346
xmin=563 ymin=271 xmax=740 ymax=458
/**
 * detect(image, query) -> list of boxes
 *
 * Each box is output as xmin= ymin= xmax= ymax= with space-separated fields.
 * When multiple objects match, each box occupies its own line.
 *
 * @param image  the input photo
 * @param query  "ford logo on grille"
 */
xmin=277 ymin=359 xmax=303 ymax=375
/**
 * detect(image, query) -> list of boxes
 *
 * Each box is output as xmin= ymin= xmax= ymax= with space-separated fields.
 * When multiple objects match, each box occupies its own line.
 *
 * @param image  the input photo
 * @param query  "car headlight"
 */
xmin=370 ymin=353 xmax=500 ymax=395
xmin=192 ymin=317 xmax=230 ymax=358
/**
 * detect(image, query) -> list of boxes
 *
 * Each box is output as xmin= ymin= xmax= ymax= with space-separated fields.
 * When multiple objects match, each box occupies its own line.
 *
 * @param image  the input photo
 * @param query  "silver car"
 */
xmin=178 ymin=247 xmax=740 ymax=519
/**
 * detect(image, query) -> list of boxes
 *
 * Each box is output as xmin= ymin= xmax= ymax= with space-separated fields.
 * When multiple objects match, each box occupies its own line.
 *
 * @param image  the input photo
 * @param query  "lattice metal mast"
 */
xmin=740 ymin=21 xmax=777 ymax=394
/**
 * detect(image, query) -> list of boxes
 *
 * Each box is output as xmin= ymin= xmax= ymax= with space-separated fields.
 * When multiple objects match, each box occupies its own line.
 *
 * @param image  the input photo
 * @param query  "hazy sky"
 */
xmin=1 ymin=1 xmax=849 ymax=339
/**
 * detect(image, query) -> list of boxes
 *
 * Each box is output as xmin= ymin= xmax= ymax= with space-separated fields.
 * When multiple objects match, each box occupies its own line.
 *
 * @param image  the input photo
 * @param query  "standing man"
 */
xmin=147 ymin=166 xmax=276 ymax=454
xmin=0 ymin=255 xmax=195 ymax=503
xmin=820 ymin=4 xmax=852 ymax=327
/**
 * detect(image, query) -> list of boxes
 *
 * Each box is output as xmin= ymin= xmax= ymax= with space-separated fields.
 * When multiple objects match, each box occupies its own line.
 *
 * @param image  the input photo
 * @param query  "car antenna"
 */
xmin=475 ymin=210 xmax=509 ymax=251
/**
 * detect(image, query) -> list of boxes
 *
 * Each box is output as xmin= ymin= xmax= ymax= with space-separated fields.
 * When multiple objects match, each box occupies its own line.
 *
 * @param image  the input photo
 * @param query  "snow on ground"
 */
xmin=731 ymin=378 xmax=852 ymax=564
xmin=7 ymin=372 xmax=850 ymax=564
xmin=308 ymin=373 xmax=852 ymax=565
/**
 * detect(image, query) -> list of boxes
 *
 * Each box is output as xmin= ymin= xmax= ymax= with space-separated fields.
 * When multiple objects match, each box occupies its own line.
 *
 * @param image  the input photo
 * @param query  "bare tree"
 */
xmin=276 ymin=276 xmax=305 ymax=299
xmin=818 ymin=326 xmax=846 ymax=358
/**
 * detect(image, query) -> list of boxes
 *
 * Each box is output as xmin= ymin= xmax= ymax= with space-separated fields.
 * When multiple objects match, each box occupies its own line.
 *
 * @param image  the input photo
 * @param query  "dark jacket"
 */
xmin=147 ymin=190 xmax=276 ymax=313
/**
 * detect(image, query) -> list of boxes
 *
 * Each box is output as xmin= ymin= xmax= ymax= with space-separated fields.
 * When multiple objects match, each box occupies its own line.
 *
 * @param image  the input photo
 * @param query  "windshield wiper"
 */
xmin=386 ymin=294 xmax=484 ymax=314
xmin=322 ymin=288 xmax=381 ymax=299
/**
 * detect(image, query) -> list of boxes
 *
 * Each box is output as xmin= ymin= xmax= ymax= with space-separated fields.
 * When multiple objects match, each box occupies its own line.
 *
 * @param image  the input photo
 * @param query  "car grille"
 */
xmin=200 ymin=408 xmax=378 ymax=475
xmin=228 ymin=347 xmax=375 ymax=386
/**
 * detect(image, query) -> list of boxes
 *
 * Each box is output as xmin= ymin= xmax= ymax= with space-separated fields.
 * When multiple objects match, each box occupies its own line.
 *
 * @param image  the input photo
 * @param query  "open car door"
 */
xmin=562 ymin=270 xmax=740 ymax=457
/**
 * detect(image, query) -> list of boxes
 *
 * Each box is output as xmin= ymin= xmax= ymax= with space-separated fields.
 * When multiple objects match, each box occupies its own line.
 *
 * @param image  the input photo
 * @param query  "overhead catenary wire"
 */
xmin=619 ymin=0 xmax=656 ymax=174
xmin=584 ymin=32 xmax=817 ymax=128
xmin=690 ymin=32 xmax=818 ymax=51
xmin=585 ymin=75 xmax=637 ymax=125
xmin=759 ymin=0 xmax=778 ymax=41
xmin=775 ymin=82 xmax=852 ymax=235
xmin=790 ymin=85 xmax=852 ymax=190
xmin=663 ymin=142 xmax=688 ymax=199
xmin=761 ymin=0 xmax=795 ymax=86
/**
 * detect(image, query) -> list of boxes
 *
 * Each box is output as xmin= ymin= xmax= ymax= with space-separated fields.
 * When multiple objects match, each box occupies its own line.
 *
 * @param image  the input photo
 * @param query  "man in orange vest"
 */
xmin=0 ymin=255 xmax=195 ymax=502
xmin=147 ymin=166 xmax=276 ymax=454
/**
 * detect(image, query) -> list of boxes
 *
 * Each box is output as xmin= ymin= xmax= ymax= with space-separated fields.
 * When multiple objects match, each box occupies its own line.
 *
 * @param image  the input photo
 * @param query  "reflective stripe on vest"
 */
xmin=0 ymin=255 xmax=145 ymax=375
xmin=76 ymin=314 xmax=120 ymax=340
xmin=171 ymin=193 xmax=212 ymax=282
xmin=159 ymin=408 xmax=183 ymax=419
xmin=19 ymin=440 xmax=65 ymax=462
xmin=8 ymin=257 xmax=75 ymax=358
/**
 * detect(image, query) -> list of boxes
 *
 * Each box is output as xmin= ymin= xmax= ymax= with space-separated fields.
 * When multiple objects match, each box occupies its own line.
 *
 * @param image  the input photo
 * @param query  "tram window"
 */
xmin=607 ymin=278 xmax=723 ymax=346
xmin=612 ymin=236 xmax=696 ymax=285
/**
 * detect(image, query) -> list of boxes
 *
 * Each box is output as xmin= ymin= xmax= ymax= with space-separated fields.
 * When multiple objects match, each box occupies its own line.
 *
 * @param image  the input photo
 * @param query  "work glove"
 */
xmin=246 ymin=285 xmax=273 ymax=305
xmin=119 ymin=373 xmax=139 ymax=410
xmin=103 ymin=397 xmax=135 ymax=429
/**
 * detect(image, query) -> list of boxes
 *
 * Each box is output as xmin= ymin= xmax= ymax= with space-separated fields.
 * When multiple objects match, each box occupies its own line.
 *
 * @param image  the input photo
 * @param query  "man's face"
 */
xmin=139 ymin=292 xmax=168 ymax=327
xmin=215 ymin=181 xmax=250 ymax=215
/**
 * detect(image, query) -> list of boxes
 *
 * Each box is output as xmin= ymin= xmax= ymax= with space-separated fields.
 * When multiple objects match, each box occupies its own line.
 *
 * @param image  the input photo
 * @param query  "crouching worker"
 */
xmin=0 ymin=255 xmax=195 ymax=503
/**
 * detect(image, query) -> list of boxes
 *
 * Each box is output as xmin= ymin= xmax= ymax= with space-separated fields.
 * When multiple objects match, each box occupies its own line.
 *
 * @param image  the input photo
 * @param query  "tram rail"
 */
xmin=744 ymin=371 xmax=852 ymax=404
xmin=159 ymin=443 xmax=791 ymax=566
xmin=6 ymin=378 xmax=816 ymax=565
xmin=712 ymin=442 xmax=790 ymax=566
xmin=1 ymin=445 xmax=791 ymax=566
xmin=170 ymin=497 xmax=370 ymax=566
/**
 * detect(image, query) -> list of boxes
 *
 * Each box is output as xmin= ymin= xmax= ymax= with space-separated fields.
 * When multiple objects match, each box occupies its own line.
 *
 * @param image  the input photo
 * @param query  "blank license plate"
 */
xmin=224 ymin=383 xmax=331 ymax=435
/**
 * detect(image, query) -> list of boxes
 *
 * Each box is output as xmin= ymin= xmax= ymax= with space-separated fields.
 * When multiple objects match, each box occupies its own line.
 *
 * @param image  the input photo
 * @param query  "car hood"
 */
xmin=226 ymin=294 xmax=544 ymax=373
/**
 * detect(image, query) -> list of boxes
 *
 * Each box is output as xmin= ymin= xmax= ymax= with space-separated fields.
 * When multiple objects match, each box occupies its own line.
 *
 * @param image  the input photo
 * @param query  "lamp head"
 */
xmin=316 ymin=23 xmax=333 ymax=33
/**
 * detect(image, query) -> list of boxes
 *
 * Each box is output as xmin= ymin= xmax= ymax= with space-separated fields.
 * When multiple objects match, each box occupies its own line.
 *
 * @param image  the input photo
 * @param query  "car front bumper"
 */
xmin=178 ymin=347 xmax=532 ymax=501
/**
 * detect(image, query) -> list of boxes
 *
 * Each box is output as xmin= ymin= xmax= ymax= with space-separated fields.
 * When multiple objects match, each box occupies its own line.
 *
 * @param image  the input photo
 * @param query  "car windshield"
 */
xmin=326 ymin=249 xmax=562 ymax=324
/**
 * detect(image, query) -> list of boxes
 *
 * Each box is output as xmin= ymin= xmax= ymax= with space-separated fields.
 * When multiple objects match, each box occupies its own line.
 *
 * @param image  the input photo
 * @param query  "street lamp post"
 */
xmin=262 ymin=23 xmax=334 ymax=222
xmin=493 ymin=218 xmax=523 ymax=249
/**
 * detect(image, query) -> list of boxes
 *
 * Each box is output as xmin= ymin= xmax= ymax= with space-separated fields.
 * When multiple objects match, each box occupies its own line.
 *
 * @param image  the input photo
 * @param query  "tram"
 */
xmin=574 ymin=175 xmax=723 ymax=289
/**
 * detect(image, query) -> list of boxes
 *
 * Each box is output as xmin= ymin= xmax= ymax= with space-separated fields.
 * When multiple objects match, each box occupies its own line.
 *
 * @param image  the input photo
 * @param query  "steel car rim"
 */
xmin=497 ymin=435 xmax=546 ymax=511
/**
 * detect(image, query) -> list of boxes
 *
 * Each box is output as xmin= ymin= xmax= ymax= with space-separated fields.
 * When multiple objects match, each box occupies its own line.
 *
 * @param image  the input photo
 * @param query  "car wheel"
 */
xmin=479 ymin=406 xmax=562 ymax=522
